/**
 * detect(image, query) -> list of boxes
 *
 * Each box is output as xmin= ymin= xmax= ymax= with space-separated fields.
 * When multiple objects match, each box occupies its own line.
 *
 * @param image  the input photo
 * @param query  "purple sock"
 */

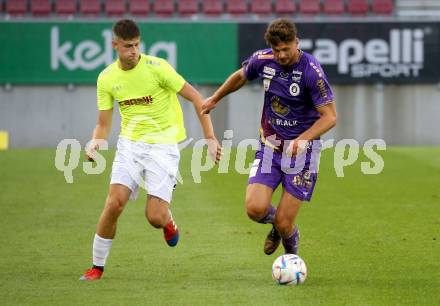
xmin=281 ymin=226 xmax=299 ymax=254
xmin=258 ymin=205 xmax=276 ymax=224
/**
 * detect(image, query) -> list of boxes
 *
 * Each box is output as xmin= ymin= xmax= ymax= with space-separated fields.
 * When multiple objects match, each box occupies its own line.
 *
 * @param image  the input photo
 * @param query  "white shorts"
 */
xmin=110 ymin=137 xmax=180 ymax=203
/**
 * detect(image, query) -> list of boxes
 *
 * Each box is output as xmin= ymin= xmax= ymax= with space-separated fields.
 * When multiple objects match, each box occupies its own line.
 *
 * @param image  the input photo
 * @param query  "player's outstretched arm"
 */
xmin=201 ymin=68 xmax=247 ymax=115
xmin=288 ymin=102 xmax=337 ymax=156
xmin=178 ymin=83 xmax=222 ymax=163
xmin=86 ymin=109 xmax=113 ymax=161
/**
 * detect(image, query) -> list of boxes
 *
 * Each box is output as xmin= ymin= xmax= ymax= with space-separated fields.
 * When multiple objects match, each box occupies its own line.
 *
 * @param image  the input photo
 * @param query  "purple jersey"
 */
xmin=242 ymin=49 xmax=334 ymax=148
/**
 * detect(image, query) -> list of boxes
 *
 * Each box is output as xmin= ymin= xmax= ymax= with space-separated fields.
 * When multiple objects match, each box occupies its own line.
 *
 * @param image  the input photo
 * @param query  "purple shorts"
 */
xmin=248 ymin=143 xmax=321 ymax=201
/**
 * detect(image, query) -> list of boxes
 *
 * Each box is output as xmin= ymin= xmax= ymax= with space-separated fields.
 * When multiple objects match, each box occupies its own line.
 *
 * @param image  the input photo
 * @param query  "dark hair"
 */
xmin=264 ymin=18 xmax=297 ymax=46
xmin=113 ymin=19 xmax=140 ymax=40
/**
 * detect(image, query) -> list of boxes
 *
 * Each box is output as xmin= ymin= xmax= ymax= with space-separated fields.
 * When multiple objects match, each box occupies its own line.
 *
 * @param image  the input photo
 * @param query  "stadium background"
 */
xmin=0 ymin=0 xmax=439 ymax=147
xmin=0 ymin=1 xmax=439 ymax=305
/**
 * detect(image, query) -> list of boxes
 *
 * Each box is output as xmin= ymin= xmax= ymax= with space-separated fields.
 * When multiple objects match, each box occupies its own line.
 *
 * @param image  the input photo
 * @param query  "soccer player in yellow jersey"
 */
xmin=80 ymin=19 xmax=222 ymax=281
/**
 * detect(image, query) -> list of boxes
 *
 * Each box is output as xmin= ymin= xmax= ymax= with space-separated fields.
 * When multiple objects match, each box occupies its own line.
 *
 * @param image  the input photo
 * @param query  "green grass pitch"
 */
xmin=0 ymin=147 xmax=439 ymax=305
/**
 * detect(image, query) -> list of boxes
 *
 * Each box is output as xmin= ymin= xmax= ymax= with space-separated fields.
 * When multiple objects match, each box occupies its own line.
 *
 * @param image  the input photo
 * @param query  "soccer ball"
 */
xmin=272 ymin=254 xmax=307 ymax=285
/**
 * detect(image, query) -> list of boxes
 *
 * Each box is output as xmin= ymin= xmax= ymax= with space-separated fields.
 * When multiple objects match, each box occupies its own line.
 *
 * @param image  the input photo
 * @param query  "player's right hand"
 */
xmin=286 ymin=139 xmax=308 ymax=157
xmin=85 ymin=140 xmax=99 ymax=162
xmin=201 ymin=96 xmax=218 ymax=115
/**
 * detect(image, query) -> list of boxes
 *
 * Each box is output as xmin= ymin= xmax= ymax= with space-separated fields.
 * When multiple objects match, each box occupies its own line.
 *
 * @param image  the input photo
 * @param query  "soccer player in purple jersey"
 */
xmin=202 ymin=18 xmax=337 ymax=256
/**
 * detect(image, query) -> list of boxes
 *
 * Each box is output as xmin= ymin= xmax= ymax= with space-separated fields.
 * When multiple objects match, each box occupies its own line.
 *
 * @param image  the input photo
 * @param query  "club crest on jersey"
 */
xmin=289 ymin=83 xmax=300 ymax=96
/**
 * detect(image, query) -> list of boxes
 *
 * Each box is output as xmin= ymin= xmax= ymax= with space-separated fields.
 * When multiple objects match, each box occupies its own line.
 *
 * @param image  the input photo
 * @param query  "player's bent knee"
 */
xmin=245 ymin=198 xmax=267 ymax=221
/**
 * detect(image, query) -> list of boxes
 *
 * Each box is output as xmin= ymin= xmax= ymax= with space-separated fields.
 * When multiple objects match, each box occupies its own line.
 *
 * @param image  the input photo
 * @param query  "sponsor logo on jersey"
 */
xmin=258 ymin=54 xmax=274 ymax=59
xmin=316 ymin=79 xmax=328 ymax=99
xmin=263 ymin=66 xmax=276 ymax=76
xmin=292 ymin=75 xmax=301 ymax=82
xmin=279 ymin=72 xmax=289 ymax=81
xmin=309 ymin=62 xmax=323 ymax=77
xmin=253 ymin=50 xmax=269 ymax=56
xmin=263 ymin=78 xmax=271 ymax=91
xmin=270 ymin=96 xmax=289 ymax=116
xmin=269 ymin=118 xmax=298 ymax=127
xmin=292 ymin=70 xmax=302 ymax=82
xmin=118 ymin=95 xmax=153 ymax=106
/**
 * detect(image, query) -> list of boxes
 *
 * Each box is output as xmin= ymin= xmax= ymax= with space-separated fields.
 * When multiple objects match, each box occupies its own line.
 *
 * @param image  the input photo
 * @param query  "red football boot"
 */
xmin=163 ymin=219 xmax=179 ymax=247
xmin=79 ymin=267 xmax=103 ymax=281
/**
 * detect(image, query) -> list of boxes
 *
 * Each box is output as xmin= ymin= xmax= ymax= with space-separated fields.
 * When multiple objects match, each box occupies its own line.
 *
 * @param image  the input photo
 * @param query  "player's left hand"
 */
xmin=206 ymin=136 xmax=222 ymax=164
xmin=286 ymin=139 xmax=308 ymax=157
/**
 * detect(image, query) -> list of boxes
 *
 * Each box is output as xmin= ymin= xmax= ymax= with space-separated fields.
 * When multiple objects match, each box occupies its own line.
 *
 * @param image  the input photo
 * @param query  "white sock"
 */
xmin=92 ymin=234 xmax=113 ymax=267
xmin=168 ymin=208 xmax=173 ymax=223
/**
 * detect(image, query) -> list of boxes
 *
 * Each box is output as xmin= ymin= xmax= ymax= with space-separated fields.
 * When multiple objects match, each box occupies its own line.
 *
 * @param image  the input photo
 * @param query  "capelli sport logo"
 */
xmin=301 ymin=28 xmax=428 ymax=78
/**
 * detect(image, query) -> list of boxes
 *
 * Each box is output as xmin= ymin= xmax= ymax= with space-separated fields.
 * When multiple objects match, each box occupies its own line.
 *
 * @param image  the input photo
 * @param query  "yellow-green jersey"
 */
xmin=97 ymin=54 xmax=186 ymax=144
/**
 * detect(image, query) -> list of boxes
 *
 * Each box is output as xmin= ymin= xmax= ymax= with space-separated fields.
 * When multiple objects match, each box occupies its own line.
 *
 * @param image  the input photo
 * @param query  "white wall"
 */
xmin=1 ymin=84 xmax=439 ymax=147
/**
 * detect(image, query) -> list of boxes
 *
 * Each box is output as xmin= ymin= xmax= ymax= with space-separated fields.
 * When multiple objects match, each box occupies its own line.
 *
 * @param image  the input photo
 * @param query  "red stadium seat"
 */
xmin=226 ymin=0 xmax=248 ymax=15
xmin=250 ymin=0 xmax=272 ymax=15
xmin=323 ymin=0 xmax=345 ymax=15
xmin=153 ymin=0 xmax=175 ymax=16
xmin=177 ymin=0 xmax=199 ymax=15
xmin=129 ymin=0 xmax=150 ymax=16
xmin=347 ymin=0 xmax=369 ymax=15
xmin=274 ymin=0 xmax=296 ymax=15
xmin=80 ymin=0 xmax=101 ymax=16
xmin=6 ymin=0 xmax=27 ymax=15
xmin=105 ymin=0 xmax=126 ymax=16
xmin=372 ymin=0 xmax=393 ymax=15
xmin=299 ymin=0 xmax=320 ymax=15
xmin=55 ymin=0 xmax=77 ymax=16
xmin=202 ymin=0 xmax=223 ymax=16
xmin=31 ymin=0 xmax=52 ymax=16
